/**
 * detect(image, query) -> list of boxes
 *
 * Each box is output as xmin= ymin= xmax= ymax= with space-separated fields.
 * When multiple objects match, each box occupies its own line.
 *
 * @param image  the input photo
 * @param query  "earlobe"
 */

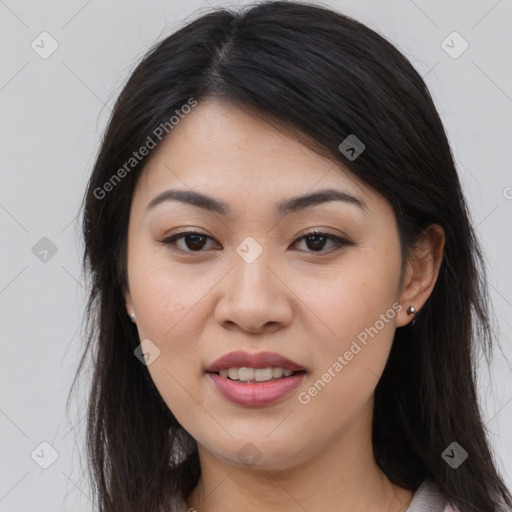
xmin=125 ymin=290 xmax=136 ymax=323
xmin=405 ymin=305 xmax=417 ymax=326
xmin=396 ymin=224 xmax=445 ymax=327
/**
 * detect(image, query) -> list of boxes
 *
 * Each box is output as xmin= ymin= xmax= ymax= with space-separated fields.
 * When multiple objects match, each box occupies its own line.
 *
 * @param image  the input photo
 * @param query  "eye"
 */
xmin=293 ymin=229 xmax=352 ymax=253
xmin=157 ymin=229 xmax=352 ymax=254
xmin=158 ymin=231 xmax=218 ymax=252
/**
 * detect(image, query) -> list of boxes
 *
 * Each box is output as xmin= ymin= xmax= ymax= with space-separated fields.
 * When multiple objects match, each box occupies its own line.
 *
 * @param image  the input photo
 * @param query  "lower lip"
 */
xmin=207 ymin=372 xmax=306 ymax=406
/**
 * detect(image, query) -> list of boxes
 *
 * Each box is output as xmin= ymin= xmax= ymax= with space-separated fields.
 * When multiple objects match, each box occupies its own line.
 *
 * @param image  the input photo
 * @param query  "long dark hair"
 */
xmin=70 ymin=1 xmax=512 ymax=510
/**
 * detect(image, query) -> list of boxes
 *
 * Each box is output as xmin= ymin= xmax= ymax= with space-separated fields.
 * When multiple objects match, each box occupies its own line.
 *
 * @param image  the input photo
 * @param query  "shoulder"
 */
xmin=406 ymin=479 xmax=458 ymax=512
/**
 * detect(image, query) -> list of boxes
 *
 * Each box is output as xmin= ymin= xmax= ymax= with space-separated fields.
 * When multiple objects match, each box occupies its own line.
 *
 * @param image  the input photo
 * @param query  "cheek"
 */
xmin=299 ymin=245 xmax=400 ymax=343
xmin=295 ymin=242 xmax=401 ymax=395
xmin=295 ymin=291 xmax=399 ymax=428
xmin=127 ymin=247 xmax=207 ymax=384
xmin=129 ymin=245 xmax=208 ymax=339
xmin=136 ymin=282 xmax=205 ymax=367
xmin=129 ymin=260 xmax=210 ymax=417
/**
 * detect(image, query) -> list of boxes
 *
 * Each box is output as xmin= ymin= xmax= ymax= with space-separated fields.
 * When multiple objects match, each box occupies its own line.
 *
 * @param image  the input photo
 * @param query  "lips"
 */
xmin=205 ymin=350 xmax=307 ymax=373
xmin=208 ymin=372 xmax=306 ymax=406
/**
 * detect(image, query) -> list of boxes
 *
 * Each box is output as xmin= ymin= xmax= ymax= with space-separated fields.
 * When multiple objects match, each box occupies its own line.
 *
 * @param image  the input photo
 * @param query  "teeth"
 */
xmin=272 ymin=367 xmax=283 ymax=378
xmin=218 ymin=367 xmax=295 ymax=382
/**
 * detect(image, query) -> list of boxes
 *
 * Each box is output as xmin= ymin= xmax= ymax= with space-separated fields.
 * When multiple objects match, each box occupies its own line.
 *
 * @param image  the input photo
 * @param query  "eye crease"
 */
xmin=156 ymin=229 xmax=354 ymax=255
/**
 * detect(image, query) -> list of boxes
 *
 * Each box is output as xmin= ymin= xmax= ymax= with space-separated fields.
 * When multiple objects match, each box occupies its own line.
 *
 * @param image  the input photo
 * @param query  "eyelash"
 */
xmin=157 ymin=229 xmax=352 ymax=255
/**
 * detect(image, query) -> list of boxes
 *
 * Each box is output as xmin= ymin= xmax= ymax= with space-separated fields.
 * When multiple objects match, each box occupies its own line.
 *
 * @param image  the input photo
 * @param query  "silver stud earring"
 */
xmin=129 ymin=312 xmax=136 ymax=322
xmin=406 ymin=305 xmax=417 ymax=326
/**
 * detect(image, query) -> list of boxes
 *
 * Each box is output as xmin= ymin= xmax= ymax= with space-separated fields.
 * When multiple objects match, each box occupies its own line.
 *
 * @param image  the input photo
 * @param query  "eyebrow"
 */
xmin=145 ymin=187 xmax=367 ymax=217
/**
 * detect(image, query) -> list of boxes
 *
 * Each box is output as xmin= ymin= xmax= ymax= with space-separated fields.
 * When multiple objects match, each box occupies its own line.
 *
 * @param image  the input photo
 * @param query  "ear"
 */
xmin=396 ymin=224 xmax=445 ymax=327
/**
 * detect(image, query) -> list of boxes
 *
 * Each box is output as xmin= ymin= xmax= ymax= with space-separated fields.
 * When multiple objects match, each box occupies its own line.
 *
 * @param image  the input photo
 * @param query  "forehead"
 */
xmin=131 ymin=99 xmax=381 ymax=217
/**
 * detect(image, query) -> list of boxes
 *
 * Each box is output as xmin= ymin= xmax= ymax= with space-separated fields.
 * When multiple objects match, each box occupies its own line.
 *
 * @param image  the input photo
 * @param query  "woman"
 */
xmin=72 ymin=1 xmax=512 ymax=511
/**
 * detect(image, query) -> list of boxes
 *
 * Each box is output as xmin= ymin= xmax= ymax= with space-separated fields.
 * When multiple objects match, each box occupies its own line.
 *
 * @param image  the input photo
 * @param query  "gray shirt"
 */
xmin=406 ymin=479 xmax=454 ymax=511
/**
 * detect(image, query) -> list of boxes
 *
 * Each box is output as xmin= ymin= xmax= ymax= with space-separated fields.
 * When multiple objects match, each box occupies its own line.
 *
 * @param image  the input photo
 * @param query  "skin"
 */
xmin=124 ymin=98 xmax=445 ymax=512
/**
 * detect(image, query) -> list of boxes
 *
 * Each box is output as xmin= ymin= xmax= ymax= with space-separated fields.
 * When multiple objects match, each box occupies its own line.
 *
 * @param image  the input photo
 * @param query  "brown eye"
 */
xmin=180 ymin=233 xmax=208 ymax=251
xmin=293 ymin=230 xmax=352 ymax=253
xmin=159 ymin=231 xmax=217 ymax=252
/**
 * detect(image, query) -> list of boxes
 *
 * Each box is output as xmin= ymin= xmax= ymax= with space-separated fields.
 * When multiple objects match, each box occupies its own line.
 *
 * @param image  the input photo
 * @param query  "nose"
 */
xmin=214 ymin=247 xmax=294 ymax=334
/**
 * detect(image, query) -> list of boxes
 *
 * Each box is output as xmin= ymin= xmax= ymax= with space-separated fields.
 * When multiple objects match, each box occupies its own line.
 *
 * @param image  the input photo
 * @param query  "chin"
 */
xmin=206 ymin=437 xmax=309 ymax=472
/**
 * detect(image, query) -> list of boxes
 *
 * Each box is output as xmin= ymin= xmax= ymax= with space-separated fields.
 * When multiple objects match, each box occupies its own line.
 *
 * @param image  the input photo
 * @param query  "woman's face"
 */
xmin=124 ymin=98 xmax=415 ymax=470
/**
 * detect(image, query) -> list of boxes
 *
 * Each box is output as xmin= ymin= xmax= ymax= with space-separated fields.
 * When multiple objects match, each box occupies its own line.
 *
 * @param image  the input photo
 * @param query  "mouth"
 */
xmin=206 ymin=367 xmax=308 ymax=406
xmin=205 ymin=350 xmax=308 ymax=406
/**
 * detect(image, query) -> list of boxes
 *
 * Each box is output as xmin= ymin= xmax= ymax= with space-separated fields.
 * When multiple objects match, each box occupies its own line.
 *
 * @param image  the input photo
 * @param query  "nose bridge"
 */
xmin=214 ymin=234 xmax=293 ymax=332
xmin=232 ymin=234 xmax=274 ymax=296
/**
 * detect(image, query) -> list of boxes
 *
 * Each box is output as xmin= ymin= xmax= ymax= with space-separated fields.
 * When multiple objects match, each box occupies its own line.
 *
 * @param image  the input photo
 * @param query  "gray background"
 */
xmin=0 ymin=0 xmax=511 ymax=510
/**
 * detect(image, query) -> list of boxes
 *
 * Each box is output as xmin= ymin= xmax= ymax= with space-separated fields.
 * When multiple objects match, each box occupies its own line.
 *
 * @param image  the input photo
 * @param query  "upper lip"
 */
xmin=205 ymin=351 xmax=307 ymax=373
